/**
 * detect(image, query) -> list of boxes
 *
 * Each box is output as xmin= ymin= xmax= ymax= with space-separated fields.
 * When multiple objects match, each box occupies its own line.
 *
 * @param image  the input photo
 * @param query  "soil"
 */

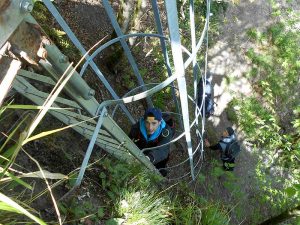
xmin=3 ymin=0 xmax=299 ymax=224
xmin=195 ymin=2 xmax=272 ymax=223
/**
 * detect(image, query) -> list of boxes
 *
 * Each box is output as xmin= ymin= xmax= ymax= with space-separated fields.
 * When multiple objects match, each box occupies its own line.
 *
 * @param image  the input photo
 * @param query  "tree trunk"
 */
xmin=105 ymin=0 xmax=147 ymax=73
xmin=259 ymin=205 xmax=300 ymax=225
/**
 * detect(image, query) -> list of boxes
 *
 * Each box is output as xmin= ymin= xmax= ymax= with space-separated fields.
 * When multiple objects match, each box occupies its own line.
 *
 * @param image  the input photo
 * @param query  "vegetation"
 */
xmin=229 ymin=0 xmax=300 ymax=223
xmin=0 ymin=105 xmax=47 ymax=224
xmin=1 ymin=0 xmax=299 ymax=224
xmin=63 ymin=158 xmax=231 ymax=225
xmin=32 ymin=1 xmax=81 ymax=63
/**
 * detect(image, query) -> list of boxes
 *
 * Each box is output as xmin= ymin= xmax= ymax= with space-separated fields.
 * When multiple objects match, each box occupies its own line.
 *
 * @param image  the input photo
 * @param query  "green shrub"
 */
xmin=233 ymin=2 xmax=300 ymax=219
xmin=112 ymin=187 xmax=171 ymax=225
xmin=201 ymin=203 xmax=230 ymax=225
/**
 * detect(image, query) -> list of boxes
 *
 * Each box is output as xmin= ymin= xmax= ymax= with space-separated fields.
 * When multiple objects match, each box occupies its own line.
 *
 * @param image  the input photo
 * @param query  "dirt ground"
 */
xmin=197 ymin=1 xmax=273 ymax=224
xmin=197 ymin=1 xmax=299 ymax=224
xmin=6 ymin=0 xmax=298 ymax=224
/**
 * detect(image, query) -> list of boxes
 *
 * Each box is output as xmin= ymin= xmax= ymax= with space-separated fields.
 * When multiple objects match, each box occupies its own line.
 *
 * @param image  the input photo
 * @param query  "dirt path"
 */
xmin=208 ymin=0 xmax=272 ymax=130
xmin=199 ymin=1 xmax=292 ymax=224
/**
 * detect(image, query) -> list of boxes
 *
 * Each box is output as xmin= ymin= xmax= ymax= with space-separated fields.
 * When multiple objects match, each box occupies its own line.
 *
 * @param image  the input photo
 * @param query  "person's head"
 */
xmin=144 ymin=108 xmax=162 ymax=135
xmin=222 ymin=127 xmax=234 ymax=137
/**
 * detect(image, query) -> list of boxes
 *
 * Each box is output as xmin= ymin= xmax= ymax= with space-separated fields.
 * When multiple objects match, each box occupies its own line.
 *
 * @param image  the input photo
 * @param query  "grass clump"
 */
xmin=113 ymin=188 xmax=171 ymax=225
xmin=201 ymin=203 xmax=230 ymax=225
xmin=170 ymin=183 xmax=231 ymax=225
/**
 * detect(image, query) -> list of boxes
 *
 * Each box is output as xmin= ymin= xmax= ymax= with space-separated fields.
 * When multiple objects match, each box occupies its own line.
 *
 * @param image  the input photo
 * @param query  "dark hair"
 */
xmin=226 ymin=127 xmax=234 ymax=136
xmin=144 ymin=108 xmax=162 ymax=121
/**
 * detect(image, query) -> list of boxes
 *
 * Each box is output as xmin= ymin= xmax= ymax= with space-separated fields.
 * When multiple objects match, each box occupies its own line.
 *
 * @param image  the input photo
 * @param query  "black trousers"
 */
xmin=154 ymin=156 xmax=169 ymax=177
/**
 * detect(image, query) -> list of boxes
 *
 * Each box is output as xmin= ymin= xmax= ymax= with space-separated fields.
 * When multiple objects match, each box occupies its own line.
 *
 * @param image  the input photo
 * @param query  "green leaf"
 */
xmin=0 ymin=132 xmax=25 ymax=180
xmin=0 ymin=114 xmax=30 ymax=154
xmin=99 ymin=172 xmax=106 ymax=179
xmin=68 ymin=173 xmax=77 ymax=187
xmin=107 ymin=191 xmax=115 ymax=200
xmin=3 ymin=105 xmax=72 ymax=110
xmin=293 ymin=184 xmax=300 ymax=191
xmin=74 ymin=207 xmax=85 ymax=218
xmin=52 ymin=28 xmax=66 ymax=37
xmin=4 ymin=171 xmax=32 ymax=190
xmin=0 ymin=144 xmax=18 ymax=165
xmin=105 ymin=218 xmax=125 ymax=225
xmin=197 ymin=173 xmax=206 ymax=184
xmin=285 ymin=187 xmax=296 ymax=197
xmin=101 ymin=178 xmax=106 ymax=189
xmin=0 ymin=202 xmax=20 ymax=213
xmin=58 ymin=203 xmax=67 ymax=215
xmin=0 ymin=193 xmax=46 ymax=225
xmin=97 ymin=207 xmax=104 ymax=218
xmin=111 ymin=185 xmax=119 ymax=194
xmin=212 ymin=167 xmax=224 ymax=178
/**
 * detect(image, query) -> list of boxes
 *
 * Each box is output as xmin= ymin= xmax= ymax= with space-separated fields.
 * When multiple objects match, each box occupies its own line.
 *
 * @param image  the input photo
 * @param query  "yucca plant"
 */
xmin=0 ymin=24 xmax=110 ymax=223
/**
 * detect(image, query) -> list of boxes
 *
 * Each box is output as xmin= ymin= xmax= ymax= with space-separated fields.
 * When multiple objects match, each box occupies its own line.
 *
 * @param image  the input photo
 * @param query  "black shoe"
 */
xmin=159 ymin=169 xmax=168 ymax=177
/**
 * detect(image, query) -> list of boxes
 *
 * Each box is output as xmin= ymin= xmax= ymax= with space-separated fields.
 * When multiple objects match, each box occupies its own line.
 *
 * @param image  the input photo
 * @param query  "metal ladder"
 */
xmin=1 ymin=0 xmax=211 ymax=184
xmin=0 ymin=0 xmax=159 ymax=187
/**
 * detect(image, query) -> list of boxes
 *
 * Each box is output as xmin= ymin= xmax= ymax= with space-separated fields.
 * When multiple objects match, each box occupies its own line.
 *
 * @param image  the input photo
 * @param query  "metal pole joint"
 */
xmin=20 ymin=0 xmax=33 ymax=13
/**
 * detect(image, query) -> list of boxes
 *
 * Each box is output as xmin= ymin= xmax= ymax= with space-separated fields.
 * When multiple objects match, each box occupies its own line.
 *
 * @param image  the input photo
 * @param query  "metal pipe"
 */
xmin=0 ymin=0 xmax=31 ymax=48
xmin=102 ymin=0 xmax=153 ymax=109
xmin=44 ymin=44 xmax=95 ymax=100
xmin=41 ymin=0 xmax=135 ymax=123
xmin=164 ymin=0 xmax=195 ymax=180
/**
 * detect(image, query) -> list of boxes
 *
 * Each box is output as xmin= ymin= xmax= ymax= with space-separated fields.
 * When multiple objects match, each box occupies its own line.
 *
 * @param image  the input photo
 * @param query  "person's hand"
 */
xmin=145 ymin=154 xmax=154 ymax=163
xmin=204 ymin=139 xmax=210 ymax=147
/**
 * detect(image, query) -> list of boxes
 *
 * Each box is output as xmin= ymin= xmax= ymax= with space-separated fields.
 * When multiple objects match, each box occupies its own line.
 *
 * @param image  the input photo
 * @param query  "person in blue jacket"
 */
xmin=129 ymin=108 xmax=173 ymax=176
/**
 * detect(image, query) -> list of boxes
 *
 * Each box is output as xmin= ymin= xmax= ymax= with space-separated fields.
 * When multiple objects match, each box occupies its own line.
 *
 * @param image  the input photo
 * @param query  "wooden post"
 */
xmin=0 ymin=56 xmax=21 ymax=106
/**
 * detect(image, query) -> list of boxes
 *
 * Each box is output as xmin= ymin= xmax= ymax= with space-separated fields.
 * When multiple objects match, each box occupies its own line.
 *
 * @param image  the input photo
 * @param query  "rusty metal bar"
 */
xmin=0 ymin=57 xmax=21 ymax=106
xmin=0 ymin=0 xmax=33 ymax=48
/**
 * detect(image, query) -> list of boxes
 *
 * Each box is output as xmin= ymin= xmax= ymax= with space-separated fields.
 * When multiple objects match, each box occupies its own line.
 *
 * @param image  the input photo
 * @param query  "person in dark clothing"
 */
xmin=129 ymin=108 xmax=174 ymax=176
xmin=205 ymin=127 xmax=236 ymax=171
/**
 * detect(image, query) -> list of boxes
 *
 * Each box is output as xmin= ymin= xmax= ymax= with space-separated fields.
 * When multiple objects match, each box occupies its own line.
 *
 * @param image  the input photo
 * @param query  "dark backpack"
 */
xmin=162 ymin=113 xmax=175 ymax=137
xmin=197 ymin=78 xmax=215 ymax=118
xmin=225 ymin=140 xmax=241 ymax=159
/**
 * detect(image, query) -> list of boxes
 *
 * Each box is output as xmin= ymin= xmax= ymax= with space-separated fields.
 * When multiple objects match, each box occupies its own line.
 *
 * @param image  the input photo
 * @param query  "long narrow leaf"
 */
xmin=0 ymin=170 xmax=32 ymax=190
xmin=0 ymin=144 xmax=18 ymax=165
xmin=0 ymin=107 xmax=6 ymax=117
xmin=0 ymin=202 xmax=20 ymax=213
xmin=0 ymin=192 xmax=47 ymax=225
xmin=0 ymin=100 xmax=14 ymax=117
xmin=23 ymin=150 xmax=62 ymax=225
xmin=0 ymin=114 xmax=30 ymax=153
xmin=0 ymin=170 xmax=67 ymax=182
xmin=0 ymin=132 xmax=27 ymax=180
xmin=23 ymin=115 xmax=98 ymax=145
xmin=24 ymin=36 xmax=107 ymax=143
xmin=3 ymin=105 xmax=74 ymax=110
xmin=0 ymin=155 xmax=9 ymax=163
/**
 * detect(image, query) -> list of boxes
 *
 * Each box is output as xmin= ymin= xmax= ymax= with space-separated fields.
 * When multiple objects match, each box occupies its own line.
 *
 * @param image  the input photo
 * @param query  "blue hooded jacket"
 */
xmin=139 ymin=118 xmax=166 ymax=142
xmin=129 ymin=118 xmax=172 ymax=164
